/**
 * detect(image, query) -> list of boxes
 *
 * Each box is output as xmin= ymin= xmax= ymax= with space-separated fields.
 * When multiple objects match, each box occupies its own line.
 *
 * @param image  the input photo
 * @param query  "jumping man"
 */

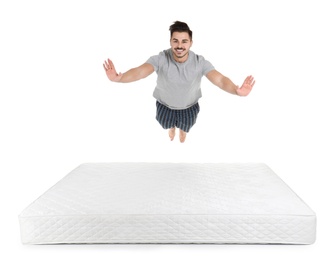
xmin=103 ymin=21 xmax=255 ymax=143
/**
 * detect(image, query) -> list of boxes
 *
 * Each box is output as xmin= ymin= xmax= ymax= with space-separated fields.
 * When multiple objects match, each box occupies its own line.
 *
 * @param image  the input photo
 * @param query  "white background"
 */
xmin=1 ymin=0 xmax=335 ymax=259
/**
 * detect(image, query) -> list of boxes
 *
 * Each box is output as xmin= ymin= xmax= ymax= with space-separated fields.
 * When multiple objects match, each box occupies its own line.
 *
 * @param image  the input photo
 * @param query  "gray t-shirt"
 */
xmin=146 ymin=49 xmax=215 ymax=109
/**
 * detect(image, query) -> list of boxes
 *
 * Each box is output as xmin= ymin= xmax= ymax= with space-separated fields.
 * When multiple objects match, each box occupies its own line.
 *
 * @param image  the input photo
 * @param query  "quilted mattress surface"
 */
xmin=19 ymin=162 xmax=316 ymax=244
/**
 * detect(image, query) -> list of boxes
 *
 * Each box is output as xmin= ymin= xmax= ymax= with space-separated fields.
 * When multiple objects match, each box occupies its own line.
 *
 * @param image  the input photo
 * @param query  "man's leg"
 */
xmin=176 ymin=103 xmax=200 ymax=143
xmin=169 ymin=127 xmax=176 ymax=141
xmin=179 ymin=129 xmax=187 ymax=143
xmin=156 ymin=101 xmax=176 ymax=141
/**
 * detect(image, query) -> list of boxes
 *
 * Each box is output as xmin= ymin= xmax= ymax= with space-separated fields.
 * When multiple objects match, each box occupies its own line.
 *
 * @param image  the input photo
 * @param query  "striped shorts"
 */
xmin=155 ymin=101 xmax=200 ymax=133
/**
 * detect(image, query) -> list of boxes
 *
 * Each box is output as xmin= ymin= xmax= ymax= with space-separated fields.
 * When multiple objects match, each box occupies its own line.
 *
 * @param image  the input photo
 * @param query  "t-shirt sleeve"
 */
xmin=146 ymin=53 xmax=162 ymax=72
xmin=202 ymin=59 xmax=215 ymax=75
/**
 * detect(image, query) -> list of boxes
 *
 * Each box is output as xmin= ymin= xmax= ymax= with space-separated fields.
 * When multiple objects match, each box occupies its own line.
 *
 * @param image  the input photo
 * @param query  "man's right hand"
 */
xmin=103 ymin=58 xmax=123 ymax=82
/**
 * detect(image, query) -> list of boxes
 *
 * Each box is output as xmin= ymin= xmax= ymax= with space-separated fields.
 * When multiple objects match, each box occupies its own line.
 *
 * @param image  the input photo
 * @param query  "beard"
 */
xmin=173 ymin=48 xmax=188 ymax=59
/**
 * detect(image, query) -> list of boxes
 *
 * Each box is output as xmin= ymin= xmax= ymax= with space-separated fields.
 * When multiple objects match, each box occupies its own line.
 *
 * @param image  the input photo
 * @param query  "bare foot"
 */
xmin=179 ymin=129 xmax=187 ymax=143
xmin=169 ymin=127 xmax=176 ymax=141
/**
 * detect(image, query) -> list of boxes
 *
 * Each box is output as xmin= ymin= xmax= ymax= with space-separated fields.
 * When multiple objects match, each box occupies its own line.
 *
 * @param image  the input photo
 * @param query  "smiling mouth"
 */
xmin=175 ymin=48 xmax=185 ymax=54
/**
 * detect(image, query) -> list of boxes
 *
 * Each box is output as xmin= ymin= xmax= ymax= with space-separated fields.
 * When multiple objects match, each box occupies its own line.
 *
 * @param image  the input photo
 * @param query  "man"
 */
xmin=103 ymin=21 xmax=255 ymax=143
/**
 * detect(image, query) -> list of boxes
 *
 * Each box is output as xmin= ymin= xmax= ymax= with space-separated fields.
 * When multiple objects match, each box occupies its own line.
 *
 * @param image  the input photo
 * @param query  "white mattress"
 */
xmin=19 ymin=162 xmax=316 ymax=244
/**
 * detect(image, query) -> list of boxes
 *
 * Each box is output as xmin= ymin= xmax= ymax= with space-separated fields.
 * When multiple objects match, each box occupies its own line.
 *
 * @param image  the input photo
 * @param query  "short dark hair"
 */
xmin=169 ymin=21 xmax=192 ymax=40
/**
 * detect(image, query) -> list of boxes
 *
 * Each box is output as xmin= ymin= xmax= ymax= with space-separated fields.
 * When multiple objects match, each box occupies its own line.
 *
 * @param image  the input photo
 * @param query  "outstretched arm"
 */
xmin=103 ymin=58 xmax=154 ymax=83
xmin=206 ymin=70 xmax=255 ymax=96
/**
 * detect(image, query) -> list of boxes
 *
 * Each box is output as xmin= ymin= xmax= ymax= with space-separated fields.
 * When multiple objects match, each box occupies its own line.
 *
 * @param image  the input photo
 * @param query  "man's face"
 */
xmin=170 ymin=31 xmax=193 ymax=62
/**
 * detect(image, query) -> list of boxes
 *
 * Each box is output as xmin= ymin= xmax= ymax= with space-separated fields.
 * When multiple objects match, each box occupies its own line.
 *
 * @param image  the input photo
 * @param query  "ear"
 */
xmin=190 ymin=40 xmax=193 ymax=48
